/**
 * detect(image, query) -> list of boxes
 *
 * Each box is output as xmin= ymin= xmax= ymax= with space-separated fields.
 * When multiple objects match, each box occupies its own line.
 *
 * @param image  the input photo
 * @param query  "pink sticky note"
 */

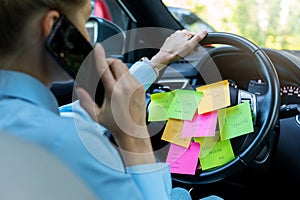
xmin=182 ymin=111 xmax=218 ymax=138
xmin=166 ymin=142 xmax=200 ymax=175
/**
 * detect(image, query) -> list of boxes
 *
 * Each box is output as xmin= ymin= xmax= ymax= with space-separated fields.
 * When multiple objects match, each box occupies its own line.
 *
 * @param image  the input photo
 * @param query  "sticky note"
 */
xmin=195 ymin=137 xmax=235 ymax=171
xmin=196 ymin=80 xmax=230 ymax=114
xmin=167 ymin=90 xmax=203 ymax=121
xmin=218 ymin=101 xmax=254 ymax=141
xmin=148 ymin=92 xmax=175 ymax=121
xmin=161 ymin=118 xmax=191 ymax=148
xmin=182 ymin=111 xmax=218 ymax=138
xmin=166 ymin=142 xmax=200 ymax=175
xmin=194 ymin=134 xmax=220 ymax=158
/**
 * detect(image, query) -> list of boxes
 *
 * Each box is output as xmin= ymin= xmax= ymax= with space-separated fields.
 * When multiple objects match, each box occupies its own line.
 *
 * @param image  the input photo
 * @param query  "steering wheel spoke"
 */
xmin=237 ymin=89 xmax=258 ymax=125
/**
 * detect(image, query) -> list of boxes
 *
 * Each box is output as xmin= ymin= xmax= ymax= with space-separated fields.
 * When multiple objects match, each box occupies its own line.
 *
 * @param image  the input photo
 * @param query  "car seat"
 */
xmin=0 ymin=132 xmax=97 ymax=200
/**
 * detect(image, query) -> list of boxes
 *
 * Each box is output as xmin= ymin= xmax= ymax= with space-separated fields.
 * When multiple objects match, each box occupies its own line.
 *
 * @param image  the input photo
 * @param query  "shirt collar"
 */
xmin=0 ymin=70 xmax=59 ymax=114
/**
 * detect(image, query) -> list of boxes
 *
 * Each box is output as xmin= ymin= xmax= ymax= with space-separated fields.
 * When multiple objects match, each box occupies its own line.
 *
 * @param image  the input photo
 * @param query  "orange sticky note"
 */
xmin=161 ymin=118 xmax=191 ymax=148
xmin=196 ymin=80 xmax=230 ymax=114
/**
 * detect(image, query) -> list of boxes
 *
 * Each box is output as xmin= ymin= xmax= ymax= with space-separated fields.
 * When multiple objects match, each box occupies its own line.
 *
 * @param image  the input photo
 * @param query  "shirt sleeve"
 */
xmin=129 ymin=61 xmax=158 ymax=91
xmin=126 ymin=163 xmax=172 ymax=200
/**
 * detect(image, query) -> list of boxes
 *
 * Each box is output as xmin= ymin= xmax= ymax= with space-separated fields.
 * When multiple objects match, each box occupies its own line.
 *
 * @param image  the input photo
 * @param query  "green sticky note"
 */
xmin=167 ymin=90 xmax=203 ymax=120
xmin=148 ymin=91 xmax=175 ymax=121
xmin=218 ymin=101 xmax=254 ymax=141
xmin=196 ymin=139 xmax=235 ymax=171
xmin=194 ymin=135 xmax=220 ymax=159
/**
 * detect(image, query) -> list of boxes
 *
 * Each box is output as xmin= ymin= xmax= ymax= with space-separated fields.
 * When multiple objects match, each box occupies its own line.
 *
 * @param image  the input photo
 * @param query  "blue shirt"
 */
xmin=0 ymin=62 xmax=191 ymax=200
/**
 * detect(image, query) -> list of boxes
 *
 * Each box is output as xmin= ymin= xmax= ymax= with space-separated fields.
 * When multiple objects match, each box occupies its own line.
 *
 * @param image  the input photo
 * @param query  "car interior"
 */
xmin=24 ymin=0 xmax=300 ymax=199
xmin=0 ymin=133 xmax=97 ymax=200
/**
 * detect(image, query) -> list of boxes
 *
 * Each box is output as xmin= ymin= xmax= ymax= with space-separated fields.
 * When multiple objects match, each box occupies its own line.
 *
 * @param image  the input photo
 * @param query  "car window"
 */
xmin=167 ymin=6 xmax=216 ymax=32
xmin=90 ymin=0 xmax=130 ymax=31
xmin=162 ymin=0 xmax=300 ymax=52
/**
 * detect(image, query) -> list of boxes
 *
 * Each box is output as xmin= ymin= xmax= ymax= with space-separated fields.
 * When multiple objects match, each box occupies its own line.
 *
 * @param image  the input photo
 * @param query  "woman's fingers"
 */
xmin=107 ymin=58 xmax=129 ymax=80
xmin=93 ymin=44 xmax=117 ymax=93
xmin=75 ymin=87 xmax=98 ymax=121
xmin=189 ymin=29 xmax=208 ymax=45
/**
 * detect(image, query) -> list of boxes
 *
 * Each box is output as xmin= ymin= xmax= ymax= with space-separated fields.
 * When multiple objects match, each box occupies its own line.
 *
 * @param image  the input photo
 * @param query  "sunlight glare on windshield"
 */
xmin=163 ymin=0 xmax=300 ymax=50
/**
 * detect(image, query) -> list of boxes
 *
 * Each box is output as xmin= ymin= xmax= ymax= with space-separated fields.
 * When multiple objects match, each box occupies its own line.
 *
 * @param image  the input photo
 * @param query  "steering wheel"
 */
xmin=147 ymin=32 xmax=280 ymax=184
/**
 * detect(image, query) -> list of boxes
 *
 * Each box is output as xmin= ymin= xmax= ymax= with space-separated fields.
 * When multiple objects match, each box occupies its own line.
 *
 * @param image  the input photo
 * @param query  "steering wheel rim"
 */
xmin=149 ymin=32 xmax=280 ymax=184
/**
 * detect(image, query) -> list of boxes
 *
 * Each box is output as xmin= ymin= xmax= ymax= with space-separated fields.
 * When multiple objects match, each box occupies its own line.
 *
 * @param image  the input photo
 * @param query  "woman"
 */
xmin=0 ymin=0 xmax=207 ymax=199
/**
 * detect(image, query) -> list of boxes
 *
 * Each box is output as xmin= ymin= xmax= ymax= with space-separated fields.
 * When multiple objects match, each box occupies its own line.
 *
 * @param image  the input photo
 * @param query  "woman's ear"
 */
xmin=41 ymin=10 xmax=60 ymax=39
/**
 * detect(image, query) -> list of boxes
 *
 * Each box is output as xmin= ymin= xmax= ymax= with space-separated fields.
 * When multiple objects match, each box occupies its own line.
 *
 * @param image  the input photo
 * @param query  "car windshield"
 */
xmin=167 ymin=6 xmax=216 ymax=33
xmin=163 ymin=0 xmax=300 ymax=53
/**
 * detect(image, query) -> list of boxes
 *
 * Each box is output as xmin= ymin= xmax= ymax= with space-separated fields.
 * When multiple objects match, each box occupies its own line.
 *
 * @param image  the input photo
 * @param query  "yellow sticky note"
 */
xmin=196 ymin=80 xmax=230 ymax=114
xmin=161 ymin=118 xmax=191 ymax=148
xmin=195 ymin=137 xmax=235 ymax=171
xmin=218 ymin=101 xmax=254 ymax=141
xmin=148 ymin=91 xmax=175 ymax=121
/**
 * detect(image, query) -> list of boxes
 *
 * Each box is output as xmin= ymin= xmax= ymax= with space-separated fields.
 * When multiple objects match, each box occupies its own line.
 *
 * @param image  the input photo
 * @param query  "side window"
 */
xmin=89 ymin=0 xmax=139 ymax=63
xmin=91 ymin=0 xmax=130 ymax=31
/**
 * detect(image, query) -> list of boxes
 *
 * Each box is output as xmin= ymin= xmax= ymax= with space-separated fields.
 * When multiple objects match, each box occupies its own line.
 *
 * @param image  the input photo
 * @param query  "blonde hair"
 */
xmin=0 ymin=0 xmax=87 ymax=55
